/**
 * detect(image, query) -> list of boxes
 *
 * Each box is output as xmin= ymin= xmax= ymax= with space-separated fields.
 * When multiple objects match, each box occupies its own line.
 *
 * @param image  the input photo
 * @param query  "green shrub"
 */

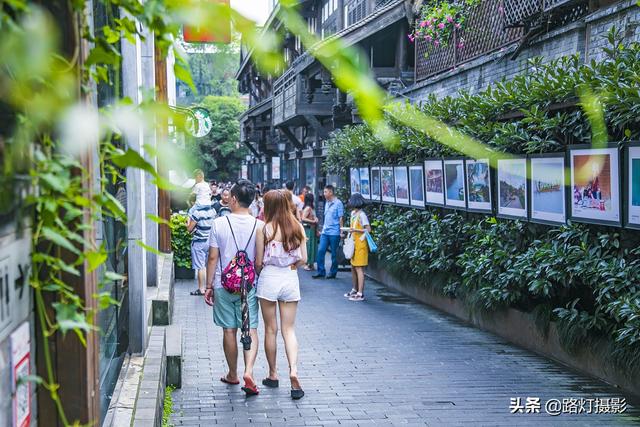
xmin=170 ymin=213 xmax=192 ymax=269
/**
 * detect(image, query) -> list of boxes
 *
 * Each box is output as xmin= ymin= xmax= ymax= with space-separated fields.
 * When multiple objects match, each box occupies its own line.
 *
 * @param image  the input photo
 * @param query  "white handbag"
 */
xmin=342 ymin=234 xmax=355 ymax=260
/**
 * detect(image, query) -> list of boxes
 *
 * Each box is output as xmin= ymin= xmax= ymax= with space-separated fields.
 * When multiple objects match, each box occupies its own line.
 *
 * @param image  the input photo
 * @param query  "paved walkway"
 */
xmin=170 ymin=270 xmax=640 ymax=426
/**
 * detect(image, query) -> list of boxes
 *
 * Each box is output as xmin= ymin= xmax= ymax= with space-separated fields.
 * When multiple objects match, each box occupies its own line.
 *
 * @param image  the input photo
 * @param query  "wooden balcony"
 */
xmin=272 ymin=70 xmax=334 ymax=127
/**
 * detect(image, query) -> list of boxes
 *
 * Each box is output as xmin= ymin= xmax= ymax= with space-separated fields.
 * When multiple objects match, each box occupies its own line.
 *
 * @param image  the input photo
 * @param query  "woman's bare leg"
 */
xmin=279 ymin=301 xmax=301 ymax=389
xmin=356 ymin=266 xmax=365 ymax=294
xmin=260 ymin=299 xmax=279 ymax=380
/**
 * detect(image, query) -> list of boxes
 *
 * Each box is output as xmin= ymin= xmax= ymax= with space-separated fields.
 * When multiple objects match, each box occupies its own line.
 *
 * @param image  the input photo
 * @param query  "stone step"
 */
xmin=165 ymin=324 xmax=182 ymax=389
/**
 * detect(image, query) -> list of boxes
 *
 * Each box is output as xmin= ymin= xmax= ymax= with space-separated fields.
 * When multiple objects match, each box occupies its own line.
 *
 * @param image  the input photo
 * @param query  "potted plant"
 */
xmin=170 ymin=213 xmax=195 ymax=279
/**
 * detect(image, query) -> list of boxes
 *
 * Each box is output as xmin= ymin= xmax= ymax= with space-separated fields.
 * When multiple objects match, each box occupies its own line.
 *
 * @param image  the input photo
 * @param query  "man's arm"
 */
xmin=255 ymin=223 xmax=265 ymax=275
xmin=204 ymin=247 xmax=219 ymax=306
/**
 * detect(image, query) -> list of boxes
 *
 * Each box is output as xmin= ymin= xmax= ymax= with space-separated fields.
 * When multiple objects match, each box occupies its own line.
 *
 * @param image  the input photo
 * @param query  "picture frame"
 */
xmin=424 ymin=159 xmax=445 ymax=206
xmin=465 ymin=158 xmax=492 ymax=213
xmin=528 ymin=153 xmax=567 ymax=226
xmin=370 ymin=166 xmax=382 ymax=202
xmin=381 ymin=166 xmax=395 ymax=204
xmin=349 ymin=167 xmax=361 ymax=195
xmin=624 ymin=143 xmax=640 ymax=229
xmin=443 ymin=158 xmax=467 ymax=210
xmin=359 ymin=166 xmax=371 ymax=200
xmin=394 ymin=166 xmax=410 ymax=206
xmin=497 ymin=157 xmax=528 ymax=220
xmin=409 ymin=165 xmax=426 ymax=208
xmin=568 ymin=145 xmax=621 ymax=227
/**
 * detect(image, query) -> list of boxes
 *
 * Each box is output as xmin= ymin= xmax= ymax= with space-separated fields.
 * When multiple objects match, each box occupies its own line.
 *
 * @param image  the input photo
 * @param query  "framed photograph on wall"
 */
xmin=359 ymin=167 xmax=371 ymax=199
xmin=409 ymin=165 xmax=426 ymax=207
xmin=465 ymin=159 xmax=492 ymax=213
xmin=626 ymin=144 xmax=640 ymax=229
xmin=497 ymin=158 xmax=528 ymax=219
xmin=381 ymin=166 xmax=395 ymax=203
xmin=529 ymin=154 xmax=567 ymax=225
xmin=394 ymin=166 xmax=410 ymax=206
xmin=444 ymin=158 xmax=466 ymax=209
xmin=424 ymin=159 xmax=445 ymax=206
xmin=370 ymin=166 xmax=382 ymax=202
xmin=569 ymin=145 xmax=621 ymax=226
xmin=350 ymin=167 xmax=361 ymax=194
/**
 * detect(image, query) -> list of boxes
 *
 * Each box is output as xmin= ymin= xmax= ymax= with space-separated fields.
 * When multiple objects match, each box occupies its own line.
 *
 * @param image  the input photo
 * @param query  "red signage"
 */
xmin=184 ymin=0 xmax=231 ymax=44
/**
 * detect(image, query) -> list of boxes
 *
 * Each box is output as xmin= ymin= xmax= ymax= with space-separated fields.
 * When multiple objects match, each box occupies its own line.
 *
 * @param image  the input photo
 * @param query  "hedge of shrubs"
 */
xmin=325 ymin=29 xmax=640 ymax=373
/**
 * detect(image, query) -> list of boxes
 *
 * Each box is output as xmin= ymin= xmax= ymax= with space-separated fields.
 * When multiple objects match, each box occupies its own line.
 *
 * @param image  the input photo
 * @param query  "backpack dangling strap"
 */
xmin=226 ymin=217 xmax=258 ymax=253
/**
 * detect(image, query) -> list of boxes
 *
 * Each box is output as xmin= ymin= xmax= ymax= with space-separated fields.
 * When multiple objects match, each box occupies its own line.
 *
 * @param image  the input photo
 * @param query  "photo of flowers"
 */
xmin=466 ymin=159 xmax=491 ymax=212
xmin=530 ymin=156 xmax=566 ymax=224
xmin=370 ymin=167 xmax=381 ymax=201
xmin=350 ymin=167 xmax=361 ymax=195
xmin=409 ymin=165 xmax=425 ymax=207
xmin=394 ymin=166 xmax=410 ymax=205
xmin=381 ymin=166 xmax=395 ymax=203
xmin=444 ymin=159 xmax=466 ymax=208
xmin=570 ymin=147 xmax=620 ymax=224
xmin=498 ymin=158 xmax=527 ymax=219
xmin=425 ymin=160 xmax=444 ymax=206
xmin=359 ymin=167 xmax=370 ymax=199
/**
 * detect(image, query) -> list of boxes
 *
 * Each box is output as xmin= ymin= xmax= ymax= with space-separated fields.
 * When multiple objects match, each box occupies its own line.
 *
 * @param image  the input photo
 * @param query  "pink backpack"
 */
xmin=221 ymin=217 xmax=257 ymax=294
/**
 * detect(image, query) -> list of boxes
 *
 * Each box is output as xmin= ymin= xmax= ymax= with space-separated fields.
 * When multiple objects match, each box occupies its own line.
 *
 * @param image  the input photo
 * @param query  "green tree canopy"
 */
xmin=186 ymin=96 xmax=247 ymax=182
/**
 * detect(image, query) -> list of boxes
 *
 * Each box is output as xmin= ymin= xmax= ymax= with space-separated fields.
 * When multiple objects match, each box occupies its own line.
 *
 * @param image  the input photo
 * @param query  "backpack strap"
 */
xmin=225 ymin=216 xmax=258 ymax=253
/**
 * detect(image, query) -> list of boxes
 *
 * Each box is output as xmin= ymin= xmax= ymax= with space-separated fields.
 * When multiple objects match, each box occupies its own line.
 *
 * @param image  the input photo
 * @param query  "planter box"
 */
xmin=174 ymin=264 xmax=194 ymax=280
xmin=367 ymin=256 xmax=640 ymax=398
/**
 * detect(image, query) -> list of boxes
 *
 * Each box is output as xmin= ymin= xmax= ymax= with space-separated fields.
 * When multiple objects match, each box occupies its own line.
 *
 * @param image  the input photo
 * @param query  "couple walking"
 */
xmin=204 ymin=180 xmax=307 ymax=400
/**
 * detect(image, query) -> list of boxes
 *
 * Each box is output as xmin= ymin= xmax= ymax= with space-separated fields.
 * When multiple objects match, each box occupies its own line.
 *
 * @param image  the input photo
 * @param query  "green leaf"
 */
xmin=86 ymin=44 xmax=121 ymax=66
xmin=136 ymin=240 xmax=163 ymax=256
xmin=86 ymin=249 xmax=107 ymax=272
xmin=52 ymin=302 xmax=95 ymax=335
xmin=41 ymin=227 xmax=81 ymax=255
xmin=146 ymin=214 xmax=170 ymax=226
xmin=104 ymin=271 xmax=126 ymax=281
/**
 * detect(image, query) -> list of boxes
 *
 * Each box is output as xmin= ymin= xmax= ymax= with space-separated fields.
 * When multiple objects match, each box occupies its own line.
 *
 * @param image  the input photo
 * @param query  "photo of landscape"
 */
xmin=409 ymin=166 xmax=425 ymax=206
xmin=498 ymin=159 xmax=527 ymax=218
xmin=425 ymin=160 xmax=444 ymax=205
xmin=394 ymin=166 xmax=409 ymax=204
xmin=359 ymin=167 xmax=370 ymax=198
xmin=381 ymin=167 xmax=395 ymax=202
xmin=350 ymin=167 xmax=361 ymax=194
xmin=466 ymin=159 xmax=491 ymax=211
xmin=531 ymin=157 xmax=565 ymax=223
xmin=444 ymin=160 xmax=466 ymax=207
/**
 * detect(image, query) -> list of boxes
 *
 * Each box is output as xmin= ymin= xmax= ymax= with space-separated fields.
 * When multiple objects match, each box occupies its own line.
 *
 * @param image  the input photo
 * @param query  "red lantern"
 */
xmin=183 ymin=0 xmax=231 ymax=44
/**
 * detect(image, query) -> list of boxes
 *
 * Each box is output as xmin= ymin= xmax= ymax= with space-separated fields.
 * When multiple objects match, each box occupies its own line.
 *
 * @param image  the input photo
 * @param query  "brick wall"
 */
xmin=404 ymin=0 xmax=639 ymax=102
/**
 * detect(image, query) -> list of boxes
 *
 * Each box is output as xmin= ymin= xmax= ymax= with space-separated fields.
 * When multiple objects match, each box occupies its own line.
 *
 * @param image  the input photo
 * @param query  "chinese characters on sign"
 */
xmin=11 ymin=321 xmax=30 ymax=427
xmin=509 ymin=397 xmax=627 ymax=416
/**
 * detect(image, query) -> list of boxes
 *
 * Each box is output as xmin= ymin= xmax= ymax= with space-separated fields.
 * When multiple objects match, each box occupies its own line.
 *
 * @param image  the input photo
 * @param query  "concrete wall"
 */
xmin=403 ymin=0 xmax=640 ymax=102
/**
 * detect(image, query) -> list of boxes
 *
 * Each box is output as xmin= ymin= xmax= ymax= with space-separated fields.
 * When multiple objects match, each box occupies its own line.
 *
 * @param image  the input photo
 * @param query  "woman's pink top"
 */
xmin=263 ymin=225 xmax=302 ymax=267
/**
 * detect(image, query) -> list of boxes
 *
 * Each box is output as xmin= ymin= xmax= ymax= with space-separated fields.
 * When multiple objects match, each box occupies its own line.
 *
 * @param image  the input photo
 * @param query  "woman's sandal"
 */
xmin=190 ymin=289 xmax=203 ymax=296
xmin=242 ymin=377 xmax=259 ymax=396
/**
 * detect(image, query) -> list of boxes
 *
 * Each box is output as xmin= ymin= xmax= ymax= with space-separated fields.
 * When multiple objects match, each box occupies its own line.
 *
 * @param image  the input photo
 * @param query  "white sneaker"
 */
xmin=344 ymin=289 xmax=357 ymax=298
xmin=348 ymin=293 xmax=364 ymax=301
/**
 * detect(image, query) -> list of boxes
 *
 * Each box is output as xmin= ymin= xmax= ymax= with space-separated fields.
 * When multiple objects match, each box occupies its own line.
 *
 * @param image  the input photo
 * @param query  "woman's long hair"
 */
xmin=263 ymin=189 xmax=305 ymax=251
xmin=303 ymin=193 xmax=314 ymax=209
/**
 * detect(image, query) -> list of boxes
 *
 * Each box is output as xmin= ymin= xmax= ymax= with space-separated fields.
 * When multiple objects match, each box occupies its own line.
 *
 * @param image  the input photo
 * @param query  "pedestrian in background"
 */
xmin=344 ymin=193 xmax=371 ymax=301
xmin=213 ymin=188 xmax=232 ymax=217
xmin=255 ymin=189 xmax=307 ymax=400
xmin=186 ymin=191 xmax=215 ymax=296
xmin=192 ymin=169 xmax=211 ymax=204
xmin=301 ymin=193 xmax=318 ymax=271
xmin=313 ymin=185 xmax=344 ymax=280
xmin=285 ymin=181 xmax=304 ymax=220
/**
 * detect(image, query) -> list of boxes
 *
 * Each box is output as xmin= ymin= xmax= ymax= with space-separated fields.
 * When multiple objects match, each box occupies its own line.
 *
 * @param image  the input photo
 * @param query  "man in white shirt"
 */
xmin=205 ymin=179 xmax=265 ymax=396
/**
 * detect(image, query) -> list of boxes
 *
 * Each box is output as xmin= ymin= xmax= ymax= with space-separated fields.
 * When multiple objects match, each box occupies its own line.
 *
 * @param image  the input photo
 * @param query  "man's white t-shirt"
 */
xmin=291 ymin=193 xmax=304 ymax=211
xmin=208 ymin=213 xmax=264 ymax=289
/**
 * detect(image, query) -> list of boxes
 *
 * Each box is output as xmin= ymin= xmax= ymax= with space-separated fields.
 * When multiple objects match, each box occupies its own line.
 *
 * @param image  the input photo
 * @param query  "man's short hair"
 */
xmin=230 ymin=179 xmax=256 ymax=208
xmin=304 ymin=185 xmax=311 ymax=192
xmin=285 ymin=181 xmax=295 ymax=191
xmin=324 ymin=184 xmax=335 ymax=193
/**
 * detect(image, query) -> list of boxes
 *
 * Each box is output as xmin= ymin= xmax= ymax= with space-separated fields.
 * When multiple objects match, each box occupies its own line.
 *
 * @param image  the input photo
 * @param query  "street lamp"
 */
xmin=277 ymin=142 xmax=286 ymax=153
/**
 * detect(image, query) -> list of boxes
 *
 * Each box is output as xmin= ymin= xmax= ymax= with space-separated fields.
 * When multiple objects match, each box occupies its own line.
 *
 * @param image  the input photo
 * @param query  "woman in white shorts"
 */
xmin=255 ymin=189 xmax=307 ymax=400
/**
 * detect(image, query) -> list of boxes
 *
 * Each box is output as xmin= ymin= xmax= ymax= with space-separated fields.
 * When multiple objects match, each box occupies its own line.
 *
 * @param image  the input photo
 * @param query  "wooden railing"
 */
xmin=415 ymin=0 xmax=590 ymax=82
xmin=415 ymin=0 xmax=523 ymax=81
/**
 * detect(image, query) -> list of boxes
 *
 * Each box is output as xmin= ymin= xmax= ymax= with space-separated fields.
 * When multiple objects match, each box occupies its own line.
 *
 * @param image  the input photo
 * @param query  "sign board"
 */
xmin=186 ymin=107 xmax=213 ymax=138
xmin=0 ymin=227 xmax=31 ymax=344
xmin=272 ymin=157 xmax=281 ymax=180
xmin=11 ymin=322 xmax=30 ymax=427
xmin=183 ymin=0 xmax=231 ymax=44
xmin=241 ymin=165 xmax=248 ymax=180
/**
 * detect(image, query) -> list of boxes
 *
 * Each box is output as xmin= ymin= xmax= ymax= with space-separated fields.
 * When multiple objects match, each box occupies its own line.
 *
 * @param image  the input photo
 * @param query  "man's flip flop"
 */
xmin=220 ymin=377 xmax=239 ymax=385
xmin=261 ymin=378 xmax=279 ymax=388
xmin=291 ymin=389 xmax=305 ymax=400
xmin=190 ymin=289 xmax=203 ymax=296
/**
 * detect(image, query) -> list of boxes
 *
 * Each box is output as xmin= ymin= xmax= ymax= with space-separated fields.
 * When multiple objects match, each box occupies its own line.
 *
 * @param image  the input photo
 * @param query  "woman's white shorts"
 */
xmin=256 ymin=265 xmax=301 ymax=302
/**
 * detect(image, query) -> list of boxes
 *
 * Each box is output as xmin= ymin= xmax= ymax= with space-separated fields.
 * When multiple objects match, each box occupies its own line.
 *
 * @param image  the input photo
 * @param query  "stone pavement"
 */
xmin=170 ymin=270 xmax=640 ymax=426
